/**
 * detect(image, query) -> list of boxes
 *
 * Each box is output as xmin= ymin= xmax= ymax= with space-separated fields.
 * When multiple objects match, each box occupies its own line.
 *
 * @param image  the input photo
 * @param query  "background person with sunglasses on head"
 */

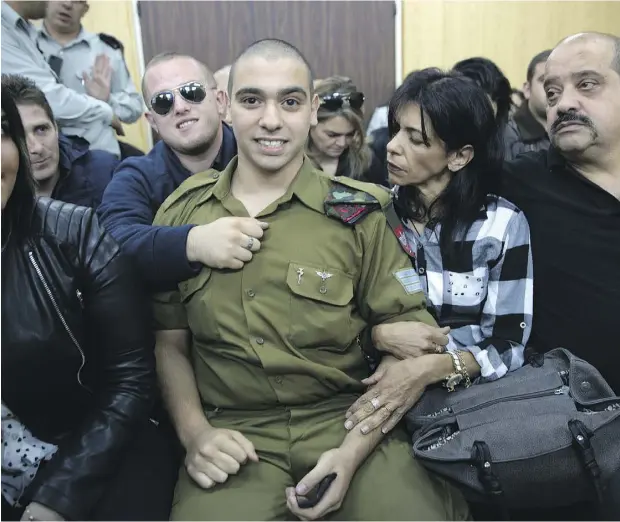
xmin=99 ymin=52 xmax=269 ymax=293
xmin=307 ymin=77 xmax=389 ymax=187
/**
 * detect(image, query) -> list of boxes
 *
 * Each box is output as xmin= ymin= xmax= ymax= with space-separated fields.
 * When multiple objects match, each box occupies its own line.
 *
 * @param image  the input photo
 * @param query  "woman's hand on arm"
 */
xmin=371 ymin=322 xmax=451 ymax=359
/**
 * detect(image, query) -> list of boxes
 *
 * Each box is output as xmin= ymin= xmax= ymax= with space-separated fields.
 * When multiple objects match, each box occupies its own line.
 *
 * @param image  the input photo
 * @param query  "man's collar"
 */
xmin=39 ymin=21 xmax=91 ymax=45
xmin=289 ymin=157 xmax=326 ymax=214
xmin=513 ymin=102 xmax=547 ymax=141
xmin=211 ymin=155 xmax=325 ymax=214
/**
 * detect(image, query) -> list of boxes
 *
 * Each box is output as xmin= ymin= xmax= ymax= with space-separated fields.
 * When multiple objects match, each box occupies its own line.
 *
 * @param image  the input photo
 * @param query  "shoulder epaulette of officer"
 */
xmin=158 ymin=170 xmax=220 ymax=215
xmin=324 ymin=176 xmax=390 ymax=226
xmin=98 ymin=33 xmax=124 ymax=53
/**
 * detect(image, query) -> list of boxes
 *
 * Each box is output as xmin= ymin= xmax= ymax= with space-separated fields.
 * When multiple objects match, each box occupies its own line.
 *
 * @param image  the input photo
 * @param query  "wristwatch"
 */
xmin=444 ymin=350 xmax=471 ymax=392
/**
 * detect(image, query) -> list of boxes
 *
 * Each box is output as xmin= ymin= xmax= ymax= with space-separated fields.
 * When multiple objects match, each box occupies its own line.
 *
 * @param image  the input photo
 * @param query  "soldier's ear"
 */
xmin=310 ymin=94 xmax=319 ymax=127
xmin=82 ymin=2 xmax=90 ymax=16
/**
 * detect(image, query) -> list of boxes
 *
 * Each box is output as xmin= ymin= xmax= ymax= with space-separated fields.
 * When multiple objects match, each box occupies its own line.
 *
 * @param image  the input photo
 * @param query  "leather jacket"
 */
xmin=1 ymin=198 xmax=155 ymax=520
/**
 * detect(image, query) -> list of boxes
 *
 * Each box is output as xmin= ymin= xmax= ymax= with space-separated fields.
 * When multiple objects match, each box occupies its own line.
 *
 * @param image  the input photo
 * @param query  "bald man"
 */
xmin=499 ymin=30 xmax=620 ymax=522
xmin=213 ymin=64 xmax=232 ymax=124
xmin=98 ymin=52 xmax=261 ymax=291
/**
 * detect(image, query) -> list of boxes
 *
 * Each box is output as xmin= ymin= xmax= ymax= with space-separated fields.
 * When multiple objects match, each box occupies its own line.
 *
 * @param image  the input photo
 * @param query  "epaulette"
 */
xmin=324 ymin=176 xmax=391 ymax=226
xmin=98 ymin=33 xmax=124 ymax=54
xmin=157 ymin=170 xmax=221 ymax=217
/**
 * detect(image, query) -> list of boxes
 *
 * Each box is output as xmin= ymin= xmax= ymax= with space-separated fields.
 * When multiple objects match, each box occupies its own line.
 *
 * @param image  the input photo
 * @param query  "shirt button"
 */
xmin=255 ymin=337 xmax=264 ymax=345
xmin=419 ymin=267 xmax=426 ymax=275
xmin=212 ymin=173 xmax=220 ymax=179
xmin=519 ymin=322 xmax=527 ymax=329
xmin=274 ymin=376 xmax=283 ymax=384
xmin=247 ymin=289 xmax=255 ymax=298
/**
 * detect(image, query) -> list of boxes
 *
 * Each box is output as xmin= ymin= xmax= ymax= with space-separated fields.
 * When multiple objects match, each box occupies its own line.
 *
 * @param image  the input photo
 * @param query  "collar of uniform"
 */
xmin=208 ymin=155 xmax=324 ymax=214
xmin=210 ymin=156 xmax=237 ymax=202
xmin=39 ymin=22 xmax=91 ymax=46
xmin=288 ymin=156 xmax=325 ymax=214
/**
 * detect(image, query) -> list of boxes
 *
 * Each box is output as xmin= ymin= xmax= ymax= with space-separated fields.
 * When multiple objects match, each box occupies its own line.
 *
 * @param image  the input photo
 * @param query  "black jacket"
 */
xmin=1 ymin=198 xmax=155 ymax=520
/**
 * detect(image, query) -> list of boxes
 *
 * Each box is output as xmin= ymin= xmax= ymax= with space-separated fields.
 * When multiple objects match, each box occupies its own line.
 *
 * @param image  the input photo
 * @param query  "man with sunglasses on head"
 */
xmin=98 ymin=52 xmax=267 ymax=292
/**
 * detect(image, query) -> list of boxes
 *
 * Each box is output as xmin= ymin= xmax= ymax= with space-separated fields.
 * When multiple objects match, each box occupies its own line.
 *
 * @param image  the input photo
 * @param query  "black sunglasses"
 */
xmin=319 ymin=92 xmax=365 ymax=111
xmin=149 ymin=81 xmax=212 ymax=116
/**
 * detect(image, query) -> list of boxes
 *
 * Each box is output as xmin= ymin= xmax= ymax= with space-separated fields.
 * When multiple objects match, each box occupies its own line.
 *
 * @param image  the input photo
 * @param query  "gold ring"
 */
xmin=371 ymin=397 xmax=380 ymax=410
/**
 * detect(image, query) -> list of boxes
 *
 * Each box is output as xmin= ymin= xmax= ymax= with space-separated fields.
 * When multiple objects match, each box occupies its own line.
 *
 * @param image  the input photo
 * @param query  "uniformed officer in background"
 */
xmin=152 ymin=38 xmax=470 ymax=521
xmin=37 ymin=0 xmax=144 ymax=158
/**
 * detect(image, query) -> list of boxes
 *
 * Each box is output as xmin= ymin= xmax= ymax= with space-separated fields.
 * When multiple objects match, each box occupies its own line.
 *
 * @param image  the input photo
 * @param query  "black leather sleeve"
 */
xmin=32 ymin=203 xmax=156 ymax=520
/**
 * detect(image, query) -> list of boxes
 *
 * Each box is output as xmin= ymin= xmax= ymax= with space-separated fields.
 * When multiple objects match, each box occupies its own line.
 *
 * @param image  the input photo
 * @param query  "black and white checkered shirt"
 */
xmin=402 ymin=195 xmax=533 ymax=381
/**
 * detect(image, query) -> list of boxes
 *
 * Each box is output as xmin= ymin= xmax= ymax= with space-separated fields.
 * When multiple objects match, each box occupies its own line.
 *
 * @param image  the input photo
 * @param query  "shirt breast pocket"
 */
xmin=446 ymin=268 xmax=489 ymax=308
xmin=286 ymin=261 xmax=354 ymax=350
xmin=178 ymin=269 xmax=220 ymax=341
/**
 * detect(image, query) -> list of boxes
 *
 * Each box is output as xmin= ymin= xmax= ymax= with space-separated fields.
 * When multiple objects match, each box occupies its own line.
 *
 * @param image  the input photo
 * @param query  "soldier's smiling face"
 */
xmin=229 ymin=54 xmax=318 ymax=175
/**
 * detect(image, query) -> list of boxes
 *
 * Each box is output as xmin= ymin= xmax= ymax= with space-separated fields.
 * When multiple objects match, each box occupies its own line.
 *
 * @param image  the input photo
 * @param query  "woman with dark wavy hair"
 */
xmin=1 ymin=85 xmax=175 ymax=521
xmin=345 ymin=68 xmax=533 ymax=436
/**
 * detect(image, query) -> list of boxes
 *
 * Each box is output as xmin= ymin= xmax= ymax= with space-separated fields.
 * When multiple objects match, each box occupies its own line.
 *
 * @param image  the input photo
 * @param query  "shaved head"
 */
xmin=142 ymin=52 xmax=216 ymax=100
xmin=554 ymin=32 xmax=620 ymax=74
xmin=228 ymin=39 xmax=314 ymax=96
xmin=213 ymin=64 xmax=231 ymax=92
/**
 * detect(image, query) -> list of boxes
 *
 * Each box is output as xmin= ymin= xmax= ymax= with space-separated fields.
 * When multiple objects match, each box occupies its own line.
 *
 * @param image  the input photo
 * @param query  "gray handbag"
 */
xmin=406 ymin=348 xmax=620 ymax=512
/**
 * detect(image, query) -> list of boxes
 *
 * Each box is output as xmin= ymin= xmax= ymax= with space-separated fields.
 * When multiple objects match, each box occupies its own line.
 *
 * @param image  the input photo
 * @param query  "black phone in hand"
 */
xmin=296 ymin=473 xmax=337 ymax=509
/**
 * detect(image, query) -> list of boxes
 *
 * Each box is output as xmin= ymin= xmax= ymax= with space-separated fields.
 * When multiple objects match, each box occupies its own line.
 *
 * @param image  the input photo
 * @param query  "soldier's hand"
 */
xmin=185 ymin=427 xmax=258 ymax=489
xmin=186 ymin=217 xmax=269 ymax=269
xmin=83 ymin=54 xmax=112 ymax=101
xmin=372 ymin=322 xmax=451 ymax=359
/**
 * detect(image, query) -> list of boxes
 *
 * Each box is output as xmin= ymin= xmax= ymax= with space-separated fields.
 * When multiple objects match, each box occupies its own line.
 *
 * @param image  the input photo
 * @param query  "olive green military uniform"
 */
xmin=153 ymin=157 xmax=470 ymax=521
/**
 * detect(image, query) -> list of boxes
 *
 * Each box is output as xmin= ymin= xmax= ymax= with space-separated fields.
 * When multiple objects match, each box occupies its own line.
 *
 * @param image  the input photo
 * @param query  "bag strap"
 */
xmin=568 ymin=420 xmax=606 ymax=505
xmin=472 ymin=441 xmax=511 ymax=520
xmin=383 ymin=199 xmax=416 ymax=258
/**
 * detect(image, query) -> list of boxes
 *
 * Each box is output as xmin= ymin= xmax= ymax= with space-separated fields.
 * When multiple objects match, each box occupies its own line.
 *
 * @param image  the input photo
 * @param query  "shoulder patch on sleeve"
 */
xmin=324 ymin=178 xmax=389 ymax=225
xmin=98 ymin=33 xmax=124 ymax=53
xmin=393 ymin=268 xmax=422 ymax=294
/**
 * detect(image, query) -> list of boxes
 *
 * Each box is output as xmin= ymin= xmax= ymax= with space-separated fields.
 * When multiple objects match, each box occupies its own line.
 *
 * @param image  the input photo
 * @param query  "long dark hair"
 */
xmin=453 ymin=57 xmax=512 ymax=128
xmin=1 ymin=81 xmax=36 ymax=239
xmin=388 ymin=68 xmax=502 ymax=261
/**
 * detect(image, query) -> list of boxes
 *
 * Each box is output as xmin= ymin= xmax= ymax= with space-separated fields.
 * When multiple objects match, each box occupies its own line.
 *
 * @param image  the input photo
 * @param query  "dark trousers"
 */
xmin=2 ymin=419 xmax=181 ymax=521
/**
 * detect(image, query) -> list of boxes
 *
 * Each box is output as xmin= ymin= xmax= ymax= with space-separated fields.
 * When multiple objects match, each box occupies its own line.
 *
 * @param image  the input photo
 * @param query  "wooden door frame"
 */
xmin=131 ymin=0 xmax=404 ymax=151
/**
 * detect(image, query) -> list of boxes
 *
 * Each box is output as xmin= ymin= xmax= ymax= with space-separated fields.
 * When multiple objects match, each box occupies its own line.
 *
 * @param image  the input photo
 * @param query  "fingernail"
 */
xmin=345 ymin=421 xmax=353 ymax=430
xmin=361 ymin=425 xmax=369 ymax=434
xmin=382 ymin=427 xmax=388 ymax=434
xmin=345 ymin=411 xmax=351 ymax=418
xmin=296 ymin=484 xmax=307 ymax=495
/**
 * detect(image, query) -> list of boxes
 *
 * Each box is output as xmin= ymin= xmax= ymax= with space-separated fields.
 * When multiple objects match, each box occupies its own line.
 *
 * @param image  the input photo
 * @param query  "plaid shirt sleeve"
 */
xmin=446 ymin=208 xmax=533 ymax=382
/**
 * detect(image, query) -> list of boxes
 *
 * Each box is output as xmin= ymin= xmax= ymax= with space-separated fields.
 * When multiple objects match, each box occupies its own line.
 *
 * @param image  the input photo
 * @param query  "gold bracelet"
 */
xmin=454 ymin=350 xmax=472 ymax=388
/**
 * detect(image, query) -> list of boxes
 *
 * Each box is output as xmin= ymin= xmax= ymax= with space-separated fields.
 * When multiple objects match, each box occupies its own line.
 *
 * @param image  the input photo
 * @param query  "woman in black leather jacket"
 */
xmin=1 ymin=86 xmax=162 ymax=520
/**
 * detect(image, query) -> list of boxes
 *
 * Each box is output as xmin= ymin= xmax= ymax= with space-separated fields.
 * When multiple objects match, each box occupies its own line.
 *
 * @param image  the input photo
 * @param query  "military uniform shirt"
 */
xmin=152 ymin=158 xmax=436 ymax=410
xmin=37 ymin=24 xmax=144 ymax=157
xmin=1 ymin=3 xmax=114 ymax=154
